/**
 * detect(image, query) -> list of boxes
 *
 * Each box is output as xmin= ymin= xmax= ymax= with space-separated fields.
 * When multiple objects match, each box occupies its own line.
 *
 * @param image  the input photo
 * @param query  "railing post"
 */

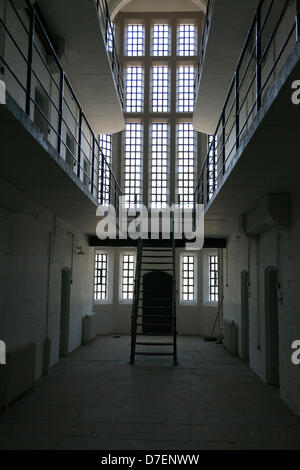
xmin=206 ymin=154 xmax=210 ymax=203
xmin=26 ymin=5 xmax=35 ymax=116
xmin=57 ymin=68 xmax=64 ymax=155
xmin=100 ymin=149 xmax=104 ymax=204
xmin=222 ymin=110 xmax=226 ymax=176
xmin=91 ymin=136 xmax=95 ymax=196
xmin=296 ymin=0 xmax=300 ymax=41
xmin=77 ymin=109 xmax=82 ymax=179
xmin=256 ymin=4 xmax=262 ymax=111
xmin=235 ymin=69 xmax=240 ymax=150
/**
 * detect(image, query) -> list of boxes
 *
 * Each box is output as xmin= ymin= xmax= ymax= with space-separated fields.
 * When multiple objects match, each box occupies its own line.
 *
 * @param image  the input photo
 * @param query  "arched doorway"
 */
xmin=142 ymin=271 xmax=173 ymax=335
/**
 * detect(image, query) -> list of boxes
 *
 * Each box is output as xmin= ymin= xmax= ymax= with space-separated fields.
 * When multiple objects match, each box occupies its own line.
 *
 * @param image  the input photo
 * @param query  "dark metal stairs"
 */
xmin=130 ymin=238 xmax=178 ymax=366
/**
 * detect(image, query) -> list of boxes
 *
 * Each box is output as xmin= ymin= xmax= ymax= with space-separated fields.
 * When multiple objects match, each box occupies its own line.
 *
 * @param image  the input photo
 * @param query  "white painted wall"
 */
xmin=0 ymin=179 xmax=94 ymax=380
xmin=223 ymin=187 xmax=300 ymax=416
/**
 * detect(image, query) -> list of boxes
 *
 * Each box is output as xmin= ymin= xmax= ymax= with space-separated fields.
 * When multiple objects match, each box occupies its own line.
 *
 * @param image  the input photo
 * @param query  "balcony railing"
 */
xmin=0 ymin=0 xmax=122 ymax=211
xmin=194 ymin=0 xmax=299 ymax=208
xmin=195 ymin=0 xmax=214 ymax=97
xmin=96 ymin=0 xmax=124 ymax=107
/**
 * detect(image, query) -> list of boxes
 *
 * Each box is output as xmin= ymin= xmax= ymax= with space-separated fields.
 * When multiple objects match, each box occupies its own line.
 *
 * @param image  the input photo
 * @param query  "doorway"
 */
xmin=240 ymin=270 xmax=249 ymax=360
xmin=59 ymin=267 xmax=71 ymax=357
xmin=265 ymin=267 xmax=279 ymax=386
xmin=142 ymin=271 xmax=173 ymax=335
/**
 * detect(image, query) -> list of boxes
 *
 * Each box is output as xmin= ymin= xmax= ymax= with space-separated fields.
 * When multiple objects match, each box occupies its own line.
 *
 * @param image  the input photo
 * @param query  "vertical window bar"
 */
xmin=126 ymin=24 xmax=145 ymax=56
xmin=152 ymin=66 xmax=170 ymax=112
xmin=124 ymin=123 xmax=143 ymax=208
xmin=182 ymin=255 xmax=195 ymax=302
xmin=176 ymin=65 xmax=195 ymax=112
xmin=177 ymin=24 xmax=197 ymax=56
xmin=209 ymin=255 xmax=219 ymax=302
xmin=177 ymin=123 xmax=196 ymax=209
xmin=99 ymin=133 xmax=112 ymax=205
xmin=125 ymin=66 xmax=144 ymax=112
xmin=150 ymin=123 xmax=169 ymax=208
xmin=94 ymin=253 xmax=108 ymax=300
xmin=122 ymin=254 xmax=136 ymax=300
xmin=152 ymin=24 xmax=170 ymax=56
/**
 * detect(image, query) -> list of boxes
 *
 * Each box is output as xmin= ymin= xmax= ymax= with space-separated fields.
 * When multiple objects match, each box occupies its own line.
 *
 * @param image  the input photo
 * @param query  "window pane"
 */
xmin=209 ymin=255 xmax=219 ymax=302
xmin=177 ymin=24 xmax=197 ymax=56
xmin=152 ymin=24 xmax=170 ymax=56
xmin=124 ymin=123 xmax=143 ymax=208
xmin=94 ymin=253 xmax=108 ymax=300
xmin=150 ymin=123 xmax=169 ymax=208
xmin=125 ymin=66 xmax=144 ymax=112
xmin=176 ymin=66 xmax=195 ymax=113
xmin=152 ymin=66 xmax=170 ymax=112
xmin=126 ymin=24 xmax=145 ymax=56
xmin=121 ymin=254 xmax=136 ymax=300
xmin=176 ymin=123 xmax=196 ymax=209
xmin=181 ymin=255 xmax=195 ymax=302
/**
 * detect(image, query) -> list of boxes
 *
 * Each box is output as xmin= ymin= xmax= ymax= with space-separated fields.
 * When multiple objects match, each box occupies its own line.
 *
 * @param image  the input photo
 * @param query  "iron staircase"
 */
xmin=130 ymin=232 xmax=178 ymax=366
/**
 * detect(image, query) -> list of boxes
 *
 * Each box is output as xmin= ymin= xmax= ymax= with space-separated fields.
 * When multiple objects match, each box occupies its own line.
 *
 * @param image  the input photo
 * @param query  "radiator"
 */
xmin=0 ymin=342 xmax=36 ymax=410
xmin=223 ymin=320 xmax=238 ymax=356
xmin=82 ymin=313 xmax=97 ymax=345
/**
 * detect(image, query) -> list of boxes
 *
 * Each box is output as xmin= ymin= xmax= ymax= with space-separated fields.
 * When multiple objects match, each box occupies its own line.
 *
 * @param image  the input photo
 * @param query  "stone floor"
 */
xmin=0 ymin=336 xmax=299 ymax=450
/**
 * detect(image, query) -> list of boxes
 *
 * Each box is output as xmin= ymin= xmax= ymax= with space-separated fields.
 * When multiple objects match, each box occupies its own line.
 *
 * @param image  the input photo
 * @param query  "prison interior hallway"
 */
xmin=0 ymin=336 xmax=299 ymax=450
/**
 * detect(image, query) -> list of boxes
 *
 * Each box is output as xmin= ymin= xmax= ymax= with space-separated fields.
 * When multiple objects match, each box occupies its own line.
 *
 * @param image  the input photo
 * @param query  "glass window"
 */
xmin=99 ymin=134 xmax=112 ymax=205
xmin=176 ymin=122 xmax=196 ymax=209
xmin=152 ymin=24 xmax=170 ymax=56
xmin=150 ymin=123 xmax=169 ymax=208
xmin=176 ymin=65 xmax=195 ymax=113
xmin=124 ymin=123 xmax=143 ymax=208
xmin=126 ymin=24 xmax=145 ymax=56
xmin=125 ymin=66 xmax=144 ymax=112
xmin=152 ymin=66 xmax=170 ymax=112
xmin=209 ymin=254 xmax=219 ymax=302
xmin=94 ymin=253 xmax=108 ymax=300
xmin=121 ymin=254 xmax=136 ymax=300
xmin=181 ymin=255 xmax=196 ymax=302
xmin=177 ymin=24 xmax=197 ymax=56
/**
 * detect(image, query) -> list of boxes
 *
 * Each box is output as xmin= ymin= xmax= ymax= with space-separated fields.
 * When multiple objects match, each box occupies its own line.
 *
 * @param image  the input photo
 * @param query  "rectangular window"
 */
xmin=177 ymin=24 xmax=197 ymax=56
xmin=125 ymin=66 xmax=144 ymax=112
xmin=177 ymin=122 xmax=195 ymax=208
xmin=121 ymin=254 xmax=136 ymax=301
xmin=150 ymin=123 xmax=169 ymax=208
xmin=208 ymin=134 xmax=218 ymax=200
xmin=125 ymin=24 xmax=144 ymax=56
xmin=209 ymin=254 xmax=219 ymax=302
xmin=152 ymin=24 xmax=170 ymax=56
xmin=124 ymin=123 xmax=143 ymax=208
xmin=176 ymin=66 xmax=195 ymax=112
xmin=94 ymin=253 xmax=108 ymax=301
xmin=181 ymin=255 xmax=196 ymax=302
xmin=152 ymin=66 xmax=170 ymax=112
xmin=99 ymin=133 xmax=112 ymax=205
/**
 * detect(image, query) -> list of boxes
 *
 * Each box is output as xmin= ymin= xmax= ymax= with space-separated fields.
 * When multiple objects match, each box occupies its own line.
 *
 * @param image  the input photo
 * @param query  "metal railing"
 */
xmin=0 ymin=0 xmax=122 ymax=209
xmin=194 ymin=0 xmax=299 ymax=208
xmin=195 ymin=0 xmax=214 ymax=98
xmin=96 ymin=0 xmax=124 ymax=107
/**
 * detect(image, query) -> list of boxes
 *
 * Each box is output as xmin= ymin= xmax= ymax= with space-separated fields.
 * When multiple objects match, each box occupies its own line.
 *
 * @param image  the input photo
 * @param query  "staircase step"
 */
xmin=138 ymin=305 xmax=172 ymax=310
xmin=141 ymin=262 xmax=173 ymax=265
xmin=141 ymin=268 xmax=173 ymax=272
xmin=136 ymin=342 xmax=173 ymax=346
xmin=136 ymin=314 xmax=175 ymax=318
xmin=136 ymin=323 xmax=173 ymax=327
xmin=142 ymin=256 xmax=173 ymax=258
xmin=135 ymin=352 xmax=174 ymax=356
